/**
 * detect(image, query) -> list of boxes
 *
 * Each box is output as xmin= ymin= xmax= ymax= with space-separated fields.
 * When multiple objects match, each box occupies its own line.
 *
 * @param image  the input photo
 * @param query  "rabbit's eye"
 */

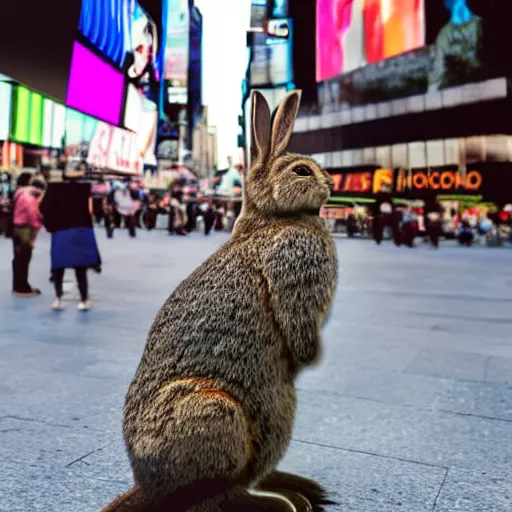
xmin=293 ymin=166 xmax=312 ymax=177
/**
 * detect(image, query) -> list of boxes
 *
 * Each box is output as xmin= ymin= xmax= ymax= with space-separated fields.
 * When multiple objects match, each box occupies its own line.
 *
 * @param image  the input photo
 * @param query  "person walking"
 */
xmin=11 ymin=176 xmax=46 ymax=296
xmin=40 ymin=180 xmax=101 ymax=311
xmin=114 ymin=185 xmax=137 ymax=237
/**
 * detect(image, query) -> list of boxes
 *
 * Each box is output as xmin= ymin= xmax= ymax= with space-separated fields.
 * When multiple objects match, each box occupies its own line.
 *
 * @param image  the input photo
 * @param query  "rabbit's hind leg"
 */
xmin=129 ymin=381 xmax=254 ymax=509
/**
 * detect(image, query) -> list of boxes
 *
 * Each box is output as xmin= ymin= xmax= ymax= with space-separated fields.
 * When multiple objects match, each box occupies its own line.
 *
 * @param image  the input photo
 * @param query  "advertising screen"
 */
xmin=123 ymin=84 xmax=158 ymax=167
xmin=66 ymin=42 xmax=124 ymax=125
xmin=87 ymin=121 xmax=142 ymax=174
xmin=165 ymin=0 xmax=189 ymax=102
xmin=78 ymin=0 xmax=127 ymax=66
xmin=63 ymin=108 xmax=99 ymax=165
xmin=42 ymin=99 xmax=54 ymax=148
xmin=11 ymin=86 xmax=44 ymax=147
xmin=250 ymin=19 xmax=294 ymax=87
xmin=120 ymin=1 xmax=160 ymax=106
xmin=72 ymin=0 xmax=160 ymax=134
xmin=316 ymin=0 xmax=425 ymax=81
xmin=0 ymin=81 xmax=12 ymax=141
xmin=52 ymin=104 xmax=66 ymax=150
xmin=317 ymin=0 xmax=493 ymax=110
xmin=188 ymin=6 xmax=203 ymax=138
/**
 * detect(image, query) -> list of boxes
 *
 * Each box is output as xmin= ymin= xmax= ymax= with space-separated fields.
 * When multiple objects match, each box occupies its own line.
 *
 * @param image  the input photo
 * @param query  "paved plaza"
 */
xmin=1 ymin=229 xmax=512 ymax=511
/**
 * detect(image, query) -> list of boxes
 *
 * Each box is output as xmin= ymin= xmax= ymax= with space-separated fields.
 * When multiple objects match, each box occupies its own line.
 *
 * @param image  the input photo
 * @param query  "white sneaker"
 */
xmin=52 ymin=298 xmax=63 ymax=311
xmin=77 ymin=300 xmax=92 ymax=311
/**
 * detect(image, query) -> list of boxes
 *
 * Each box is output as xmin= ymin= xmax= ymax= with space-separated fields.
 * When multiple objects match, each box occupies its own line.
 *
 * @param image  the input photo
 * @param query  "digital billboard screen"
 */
xmin=10 ymin=86 xmax=44 ymax=147
xmin=52 ymin=104 xmax=66 ymax=150
xmin=43 ymin=99 xmax=54 ymax=148
xmin=66 ymin=42 xmax=125 ymax=126
xmin=123 ymin=84 xmax=158 ymax=167
xmin=316 ymin=0 xmax=494 ymax=110
xmin=316 ymin=0 xmax=425 ymax=82
xmin=165 ymin=0 xmax=189 ymax=104
xmin=250 ymin=19 xmax=294 ymax=87
xmin=0 ymin=81 xmax=12 ymax=141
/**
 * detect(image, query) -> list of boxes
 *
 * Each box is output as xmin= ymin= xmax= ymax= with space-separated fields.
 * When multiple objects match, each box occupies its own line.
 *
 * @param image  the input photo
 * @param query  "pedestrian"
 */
xmin=40 ymin=180 xmax=101 ymax=311
xmin=143 ymin=193 xmax=159 ymax=230
xmin=114 ymin=185 xmax=137 ymax=237
xmin=91 ymin=176 xmax=110 ymax=224
xmin=0 ymin=172 xmax=14 ymax=237
xmin=11 ymin=175 xmax=46 ymax=296
xmin=169 ymin=186 xmax=188 ymax=236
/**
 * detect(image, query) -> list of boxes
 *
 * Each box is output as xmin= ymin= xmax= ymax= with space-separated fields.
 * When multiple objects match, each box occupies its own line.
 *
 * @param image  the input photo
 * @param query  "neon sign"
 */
xmin=396 ymin=169 xmax=483 ymax=192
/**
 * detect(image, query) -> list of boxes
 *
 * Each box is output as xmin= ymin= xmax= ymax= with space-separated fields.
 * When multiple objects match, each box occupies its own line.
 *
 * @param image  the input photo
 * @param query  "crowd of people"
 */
xmin=325 ymin=189 xmax=512 ymax=249
xmin=0 ymin=162 xmax=245 ymax=309
xmin=2 ymin=166 xmax=510 ymax=310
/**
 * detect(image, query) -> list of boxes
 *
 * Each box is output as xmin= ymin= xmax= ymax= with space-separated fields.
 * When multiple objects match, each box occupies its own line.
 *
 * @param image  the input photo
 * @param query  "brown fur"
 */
xmin=102 ymin=90 xmax=338 ymax=511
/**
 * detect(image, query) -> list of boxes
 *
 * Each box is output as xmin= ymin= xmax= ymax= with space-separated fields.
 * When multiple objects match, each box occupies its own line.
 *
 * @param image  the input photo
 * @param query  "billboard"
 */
xmin=10 ymin=86 xmax=44 ymax=146
xmin=0 ymin=81 xmax=12 ymax=141
xmin=250 ymin=19 xmax=294 ymax=87
xmin=52 ymin=104 xmax=66 ymax=150
xmin=165 ymin=0 xmax=190 ymax=104
xmin=67 ymin=42 xmax=125 ymax=126
xmin=188 ymin=6 xmax=203 ymax=143
xmin=316 ymin=0 xmax=425 ymax=81
xmin=87 ymin=121 xmax=142 ymax=174
xmin=123 ymin=84 xmax=158 ymax=167
xmin=326 ymin=163 xmax=512 ymax=204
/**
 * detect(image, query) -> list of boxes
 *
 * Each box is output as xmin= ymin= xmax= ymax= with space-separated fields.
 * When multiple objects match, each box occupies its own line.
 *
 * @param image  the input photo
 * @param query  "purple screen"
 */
xmin=66 ymin=42 xmax=124 ymax=125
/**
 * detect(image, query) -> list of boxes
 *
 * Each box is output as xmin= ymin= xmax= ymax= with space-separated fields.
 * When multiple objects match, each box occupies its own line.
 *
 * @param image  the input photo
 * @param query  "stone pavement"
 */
xmin=1 ymin=229 xmax=512 ymax=511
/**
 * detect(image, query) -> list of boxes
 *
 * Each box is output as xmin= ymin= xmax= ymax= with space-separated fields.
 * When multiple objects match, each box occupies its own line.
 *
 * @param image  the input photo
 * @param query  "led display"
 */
xmin=51 ymin=104 xmax=66 ymax=149
xmin=165 ymin=0 xmax=189 ymax=96
xmin=11 ymin=86 xmax=44 ymax=146
xmin=0 ymin=81 xmax=12 ymax=141
xmin=66 ymin=42 xmax=124 ymax=125
xmin=123 ymin=84 xmax=158 ymax=166
xmin=78 ymin=0 xmax=127 ymax=66
xmin=42 ymin=99 xmax=54 ymax=148
xmin=316 ymin=0 xmax=425 ymax=81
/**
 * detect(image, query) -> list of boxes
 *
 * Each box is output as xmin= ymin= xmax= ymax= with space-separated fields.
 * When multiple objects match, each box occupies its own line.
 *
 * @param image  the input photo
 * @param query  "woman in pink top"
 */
xmin=12 ymin=176 xmax=46 ymax=296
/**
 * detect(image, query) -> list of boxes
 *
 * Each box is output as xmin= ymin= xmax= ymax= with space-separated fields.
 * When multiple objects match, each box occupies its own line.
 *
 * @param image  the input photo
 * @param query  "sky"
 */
xmin=195 ymin=0 xmax=251 ymax=168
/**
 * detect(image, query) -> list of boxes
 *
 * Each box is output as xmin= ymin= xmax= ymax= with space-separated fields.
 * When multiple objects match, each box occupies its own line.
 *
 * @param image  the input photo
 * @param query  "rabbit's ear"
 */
xmin=251 ymin=91 xmax=271 ymax=162
xmin=270 ymin=90 xmax=302 ymax=157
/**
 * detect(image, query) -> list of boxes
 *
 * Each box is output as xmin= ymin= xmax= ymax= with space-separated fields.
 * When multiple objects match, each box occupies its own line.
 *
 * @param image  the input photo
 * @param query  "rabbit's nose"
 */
xmin=326 ymin=177 xmax=334 ymax=190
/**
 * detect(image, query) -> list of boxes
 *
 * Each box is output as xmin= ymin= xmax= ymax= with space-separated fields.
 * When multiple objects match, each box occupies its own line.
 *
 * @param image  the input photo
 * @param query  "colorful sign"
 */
xmin=0 ymin=81 xmax=12 ymax=141
xmin=395 ymin=168 xmax=483 ymax=194
xmin=78 ymin=0 xmax=128 ymax=66
xmin=123 ymin=84 xmax=158 ymax=167
xmin=87 ymin=121 xmax=142 ymax=175
xmin=330 ymin=169 xmax=375 ymax=195
xmin=66 ymin=42 xmax=125 ymax=125
xmin=165 ymin=0 xmax=189 ymax=95
xmin=316 ymin=0 xmax=425 ymax=82
xmin=10 ymin=86 xmax=44 ymax=146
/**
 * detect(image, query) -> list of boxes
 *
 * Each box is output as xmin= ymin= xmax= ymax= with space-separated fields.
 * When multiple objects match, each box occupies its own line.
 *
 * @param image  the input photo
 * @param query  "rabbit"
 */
xmin=101 ymin=90 xmax=338 ymax=512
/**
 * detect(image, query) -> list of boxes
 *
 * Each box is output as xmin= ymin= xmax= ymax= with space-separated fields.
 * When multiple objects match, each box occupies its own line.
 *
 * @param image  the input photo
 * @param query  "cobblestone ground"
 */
xmin=1 ymin=229 xmax=511 ymax=511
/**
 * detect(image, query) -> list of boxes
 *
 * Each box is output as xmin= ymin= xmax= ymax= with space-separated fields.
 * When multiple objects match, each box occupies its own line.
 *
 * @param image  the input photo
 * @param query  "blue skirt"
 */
xmin=51 ymin=228 xmax=101 ymax=270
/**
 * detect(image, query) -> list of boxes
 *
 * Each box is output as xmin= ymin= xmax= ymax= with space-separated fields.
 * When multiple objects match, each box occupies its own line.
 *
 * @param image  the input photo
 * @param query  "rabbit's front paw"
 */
xmin=293 ymin=329 xmax=321 ymax=365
